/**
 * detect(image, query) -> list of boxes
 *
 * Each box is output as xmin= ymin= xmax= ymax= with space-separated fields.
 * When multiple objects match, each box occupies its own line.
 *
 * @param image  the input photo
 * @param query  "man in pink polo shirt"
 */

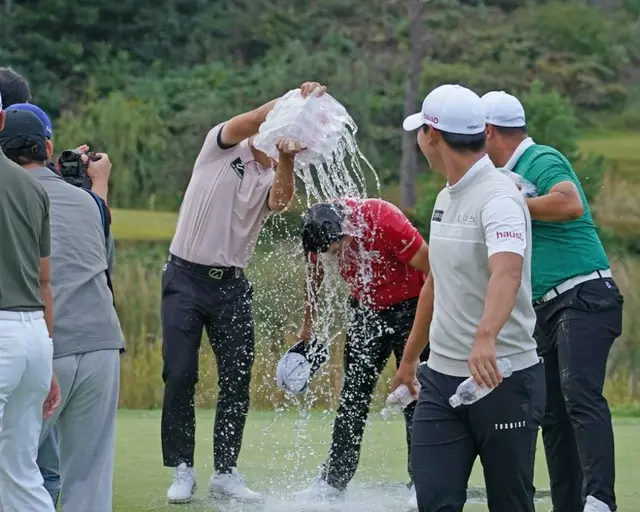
xmin=161 ymin=81 xmax=326 ymax=504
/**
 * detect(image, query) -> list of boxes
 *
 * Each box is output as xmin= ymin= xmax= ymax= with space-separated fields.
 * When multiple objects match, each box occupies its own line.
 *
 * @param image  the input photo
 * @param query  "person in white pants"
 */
xmin=0 ymin=95 xmax=60 ymax=512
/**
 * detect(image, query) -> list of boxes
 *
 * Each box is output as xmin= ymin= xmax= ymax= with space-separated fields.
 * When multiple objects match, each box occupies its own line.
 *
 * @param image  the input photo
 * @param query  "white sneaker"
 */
xmin=293 ymin=477 xmax=344 ymax=501
xmin=407 ymin=483 xmax=418 ymax=510
xmin=208 ymin=468 xmax=262 ymax=502
xmin=167 ymin=463 xmax=196 ymax=504
xmin=584 ymin=496 xmax=612 ymax=512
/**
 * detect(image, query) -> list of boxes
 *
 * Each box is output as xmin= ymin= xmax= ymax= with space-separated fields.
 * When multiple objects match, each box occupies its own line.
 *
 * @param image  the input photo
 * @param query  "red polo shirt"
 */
xmin=309 ymin=198 xmax=426 ymax=310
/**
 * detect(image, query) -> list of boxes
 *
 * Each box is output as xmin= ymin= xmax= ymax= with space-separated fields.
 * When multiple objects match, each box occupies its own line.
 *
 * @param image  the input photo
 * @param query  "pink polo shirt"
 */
xmin=169 ymin=124 xmax=275 ymax=267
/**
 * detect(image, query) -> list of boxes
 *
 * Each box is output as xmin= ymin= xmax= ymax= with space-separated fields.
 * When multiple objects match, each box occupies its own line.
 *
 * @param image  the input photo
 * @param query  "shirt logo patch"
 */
xmin=432 ymin=209 xmax=444 ymax=222
xmin=496 ymin=231 xmax=524 ymax=241
xmin=230 ymin=157 xmax=246 ymax=179
xmin=457 ymin=213 xmax=477 ymax=224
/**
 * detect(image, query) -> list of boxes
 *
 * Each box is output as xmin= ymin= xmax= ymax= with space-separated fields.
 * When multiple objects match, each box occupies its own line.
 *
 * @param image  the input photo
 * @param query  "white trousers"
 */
xmin=0 ymin=311 xmax=55 ymax=512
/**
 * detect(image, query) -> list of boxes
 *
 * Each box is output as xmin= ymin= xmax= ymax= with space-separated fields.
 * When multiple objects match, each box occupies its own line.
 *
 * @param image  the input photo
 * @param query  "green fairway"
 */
xmin=114 ymin=410 xmax=640 ymax=511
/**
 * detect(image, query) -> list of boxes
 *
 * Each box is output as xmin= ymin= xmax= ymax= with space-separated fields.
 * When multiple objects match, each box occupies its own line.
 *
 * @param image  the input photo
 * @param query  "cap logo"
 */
xmin=425 ymin=114 xmax=439 ymax=124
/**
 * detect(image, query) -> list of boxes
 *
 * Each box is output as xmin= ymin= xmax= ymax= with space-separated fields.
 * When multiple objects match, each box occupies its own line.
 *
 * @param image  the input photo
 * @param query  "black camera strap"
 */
xmin=85 ymin=190 xmax=115 ymax=307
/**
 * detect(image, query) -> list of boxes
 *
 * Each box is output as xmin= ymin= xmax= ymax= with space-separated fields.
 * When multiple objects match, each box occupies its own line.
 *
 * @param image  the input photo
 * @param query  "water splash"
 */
xmin=246 ymin=90 xmax=395 ymax=502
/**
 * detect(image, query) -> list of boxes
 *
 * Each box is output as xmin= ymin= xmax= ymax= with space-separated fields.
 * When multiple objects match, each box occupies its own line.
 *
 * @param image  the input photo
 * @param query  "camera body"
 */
xmin=56 ymin=149 xmax=101 ymax=189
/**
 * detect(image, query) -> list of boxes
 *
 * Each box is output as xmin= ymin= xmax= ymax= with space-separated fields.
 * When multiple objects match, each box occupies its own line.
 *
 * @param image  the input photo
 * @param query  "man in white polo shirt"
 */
xmin=393 ymin=84 xmax=545 ymax=512
xmin=482 ymin=91 xmax=623 ymax=512
xmin=161 ymin=81 xmax=326 ymax=504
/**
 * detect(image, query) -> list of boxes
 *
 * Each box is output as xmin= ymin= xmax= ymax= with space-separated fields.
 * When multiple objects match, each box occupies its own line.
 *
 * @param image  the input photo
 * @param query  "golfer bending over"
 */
xmin=161 ymin=81 xmax=326 ymax=504
xmin=393 ymin=84 xmax=545 ymax=512
xmin=293 ymin=197 xmax=430 ymax=507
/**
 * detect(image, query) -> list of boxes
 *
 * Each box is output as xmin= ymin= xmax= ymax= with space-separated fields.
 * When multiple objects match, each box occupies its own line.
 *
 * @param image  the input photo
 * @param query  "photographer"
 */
xmin=0 ymin=108 xmax=124 ymax=512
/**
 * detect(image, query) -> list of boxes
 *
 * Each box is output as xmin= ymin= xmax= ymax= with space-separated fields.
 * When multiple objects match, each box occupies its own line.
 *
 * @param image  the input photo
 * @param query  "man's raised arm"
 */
xmin=220 ymin=81 xmax=327 ymax=149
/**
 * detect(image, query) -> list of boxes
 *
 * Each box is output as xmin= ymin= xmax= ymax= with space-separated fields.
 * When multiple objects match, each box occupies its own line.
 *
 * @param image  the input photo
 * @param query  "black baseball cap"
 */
xmin=0 ymin=108 xmax=47 ymax=158
xmin=301 ymin=203 xmax=346 ymax=254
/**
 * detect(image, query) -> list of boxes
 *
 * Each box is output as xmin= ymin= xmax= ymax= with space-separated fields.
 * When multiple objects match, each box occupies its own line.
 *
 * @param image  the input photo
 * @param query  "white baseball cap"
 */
xmin=481 ymin=91 xmax=526 ymax=128
xmin=403 ymin=84 xmax=486 ymax=135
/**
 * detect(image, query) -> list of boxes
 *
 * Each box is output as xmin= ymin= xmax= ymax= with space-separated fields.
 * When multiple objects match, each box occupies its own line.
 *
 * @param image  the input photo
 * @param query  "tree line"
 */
xmin=0 ymin=0 xmax=638 ymax=211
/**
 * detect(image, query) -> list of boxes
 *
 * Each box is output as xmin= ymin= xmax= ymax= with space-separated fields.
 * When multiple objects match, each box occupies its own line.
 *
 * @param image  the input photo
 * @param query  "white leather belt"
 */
xmin=534 ymin=268 xmax=612 ymax=305
xmin=0 ymin=310 xmax=44 ymax=321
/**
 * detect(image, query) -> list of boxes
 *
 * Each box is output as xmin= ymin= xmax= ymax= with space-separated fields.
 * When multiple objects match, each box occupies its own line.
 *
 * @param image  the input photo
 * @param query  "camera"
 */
xmin=56 ymin=149 xmax=101 ymax=189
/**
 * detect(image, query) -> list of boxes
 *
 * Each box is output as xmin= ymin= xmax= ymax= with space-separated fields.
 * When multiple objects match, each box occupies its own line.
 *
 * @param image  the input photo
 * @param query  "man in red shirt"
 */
xmin=293 ymin=198 xmax=430 ymax=502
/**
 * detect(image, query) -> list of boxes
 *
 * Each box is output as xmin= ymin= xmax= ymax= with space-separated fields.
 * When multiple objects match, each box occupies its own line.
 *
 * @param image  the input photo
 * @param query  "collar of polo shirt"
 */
xmin=402 ymin=84 xmax=486 ymax=135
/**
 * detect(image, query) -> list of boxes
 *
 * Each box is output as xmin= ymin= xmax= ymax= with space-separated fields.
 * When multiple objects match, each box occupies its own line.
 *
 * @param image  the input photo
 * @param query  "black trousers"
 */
xmin=160 ymin=259 xmax=255 ymax=473
xmin=322 ymin=297 xmax=429 ymax=490
xmin=411 ymin=362 xmax=545 ymax=512
xmin=534 ymin=277 xmax=623 ymax=512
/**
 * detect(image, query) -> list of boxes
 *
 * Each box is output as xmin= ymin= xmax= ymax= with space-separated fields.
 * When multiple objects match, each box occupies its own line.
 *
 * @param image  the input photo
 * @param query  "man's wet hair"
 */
xmin=422 ymin=124 xmax=486 ymax=153
xmin=301 ymin=203 xmax=346 ymax=254
xmin=0 ymin=67 xmax=32 ymax=107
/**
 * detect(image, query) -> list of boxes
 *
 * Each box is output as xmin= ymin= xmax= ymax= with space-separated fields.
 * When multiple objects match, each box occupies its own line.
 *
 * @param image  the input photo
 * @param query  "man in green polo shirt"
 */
xmin=0 ymin=94 xmax=59 ymax=511
xmin=482 ymin=91 xmax=624 ymax=512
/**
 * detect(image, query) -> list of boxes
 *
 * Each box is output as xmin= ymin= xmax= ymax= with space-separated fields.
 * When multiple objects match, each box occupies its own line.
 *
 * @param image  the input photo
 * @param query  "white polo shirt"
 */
xmin=169 ymin=124 xmax=275 ymax=267
xmin=428 ymin=156 xmax=539 ymax=377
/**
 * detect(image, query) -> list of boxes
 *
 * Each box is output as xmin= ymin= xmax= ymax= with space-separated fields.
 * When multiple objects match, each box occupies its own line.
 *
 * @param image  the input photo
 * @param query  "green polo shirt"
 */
xmin=512 ymin=143 xmax=609 ymax=300
xmin=0 ymin=152 xmax=51 ymax=311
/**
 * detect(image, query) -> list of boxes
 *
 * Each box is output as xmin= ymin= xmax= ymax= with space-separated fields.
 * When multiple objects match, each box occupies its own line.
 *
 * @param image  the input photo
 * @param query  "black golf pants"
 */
xmin=535 ymin=277 xmax=623 ymax=512
xmin=322 ymin=298 xmax=429 ymax=490
xmin=160 ymin=256 xmax=255 ymax=473
xmin=411 ymin=362 xmax=545 ymax=512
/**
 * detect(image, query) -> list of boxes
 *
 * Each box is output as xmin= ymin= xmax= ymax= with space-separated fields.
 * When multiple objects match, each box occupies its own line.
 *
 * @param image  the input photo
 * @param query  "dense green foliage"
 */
xmin=1 ymin=0 xmax=639 ymax=210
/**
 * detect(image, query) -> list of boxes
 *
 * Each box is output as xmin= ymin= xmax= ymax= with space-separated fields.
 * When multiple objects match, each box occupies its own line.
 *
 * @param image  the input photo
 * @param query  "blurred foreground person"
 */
xmin=394 ymin=85 xmax=545 ymax=512
xmin=161 ymin=81 xmax=326 ymax=504
xmin=0 ymin=95 xmax=58 ymax=512
xmin=0 ymin=68 xmax=63 ymax=505
xmin=483 ymin=91 xmax=624 ymax=512
xmin=0 ymin=107 xmax=123 ymax=512
xmin=292 ymin=198 xmax=430 ymax=507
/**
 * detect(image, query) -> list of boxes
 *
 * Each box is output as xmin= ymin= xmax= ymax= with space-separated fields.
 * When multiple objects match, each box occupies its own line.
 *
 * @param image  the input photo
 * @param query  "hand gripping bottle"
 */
xmin=449 ymin=358 xmax=513 ymax=408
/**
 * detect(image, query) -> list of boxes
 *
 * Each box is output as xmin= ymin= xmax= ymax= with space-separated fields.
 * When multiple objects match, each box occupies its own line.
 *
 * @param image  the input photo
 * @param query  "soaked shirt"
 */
xmin=310 ymin=198 xmax=425 ymax=311
xmin=169 ymin=124 xmax=275 ymax=267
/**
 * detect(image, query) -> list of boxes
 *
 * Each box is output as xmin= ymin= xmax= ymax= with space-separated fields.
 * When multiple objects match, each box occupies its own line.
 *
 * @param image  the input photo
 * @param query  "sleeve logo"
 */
xmin=230 ymin=157 xmax=246 ymax=179
xmin=496 ymin=231 xmax=524 ymax=241
xmin=432 ymin=209 xmax=444 ymax=222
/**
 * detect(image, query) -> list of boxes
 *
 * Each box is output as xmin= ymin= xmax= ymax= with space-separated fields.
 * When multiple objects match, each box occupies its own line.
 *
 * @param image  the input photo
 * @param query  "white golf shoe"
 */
xmin=293 ymin=476 xmax=344 ymax=501
xmin=584 ymin=496 xmax=612 ymax=512
xmin=208 ymin=468 xmax=263 ymax=502
xmin=167 ymin=463 xmax=196 ymax=504
xmin=408 ymin=483 xmax=418 ymax=510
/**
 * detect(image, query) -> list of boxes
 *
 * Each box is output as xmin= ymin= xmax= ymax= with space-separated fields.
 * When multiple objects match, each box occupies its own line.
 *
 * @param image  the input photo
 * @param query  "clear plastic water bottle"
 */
xmin=380 ymin=383 xmax=420 ymax=420
xmin=500 ymin=169 xmax=538 ymax=198
xmin=449 ymin=358 xmax=513 ymax=408
xmin=252 ymin=88 xmax=354 ymax=169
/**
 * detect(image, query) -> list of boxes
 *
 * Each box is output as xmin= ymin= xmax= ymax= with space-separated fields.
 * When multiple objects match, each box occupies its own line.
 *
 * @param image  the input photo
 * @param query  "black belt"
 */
xmin=167 ymin=254 xmax=243 ymax=280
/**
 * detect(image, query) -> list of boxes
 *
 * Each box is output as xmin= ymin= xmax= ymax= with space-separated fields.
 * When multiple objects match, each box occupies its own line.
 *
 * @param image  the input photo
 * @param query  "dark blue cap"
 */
xmin=9 ymin=103 xmax=53 ymax=139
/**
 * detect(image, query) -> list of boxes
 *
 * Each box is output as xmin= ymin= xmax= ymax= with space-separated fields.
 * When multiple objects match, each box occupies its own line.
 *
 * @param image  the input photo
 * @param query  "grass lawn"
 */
xmin=579 ymin=132 xmax=640 ymax=183
xmin=113 ymin=410 xmax=640 ymax=512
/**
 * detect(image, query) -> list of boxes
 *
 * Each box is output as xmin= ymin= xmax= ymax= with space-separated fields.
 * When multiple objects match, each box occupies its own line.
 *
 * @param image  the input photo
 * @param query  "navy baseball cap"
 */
xmin=0 ymin=109 xmax=48 ymax=158
xmin=10 ymin=103 xmax=53 ymax=139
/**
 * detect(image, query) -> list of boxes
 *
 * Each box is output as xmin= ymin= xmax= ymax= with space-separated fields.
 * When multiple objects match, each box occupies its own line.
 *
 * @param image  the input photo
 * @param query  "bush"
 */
xmin=520 ymin=80 xmax=580 ymax=160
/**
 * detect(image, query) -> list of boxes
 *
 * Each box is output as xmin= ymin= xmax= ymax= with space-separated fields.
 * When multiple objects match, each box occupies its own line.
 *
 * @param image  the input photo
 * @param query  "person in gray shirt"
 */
xmin=0 ymin=107 xmax=124 ymax=512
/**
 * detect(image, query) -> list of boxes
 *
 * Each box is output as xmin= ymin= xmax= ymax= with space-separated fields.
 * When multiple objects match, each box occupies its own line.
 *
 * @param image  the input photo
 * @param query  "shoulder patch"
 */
xmin=432 ymin=209 xmax=444 ymax=222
